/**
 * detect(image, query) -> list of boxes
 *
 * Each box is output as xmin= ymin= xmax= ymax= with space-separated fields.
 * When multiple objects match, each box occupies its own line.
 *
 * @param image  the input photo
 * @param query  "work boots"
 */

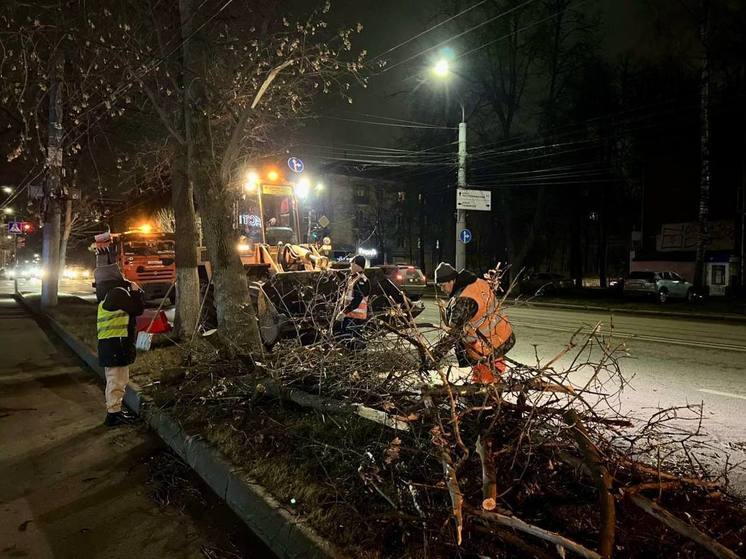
xmin=103 ymin=408 xmax=137 ymax=427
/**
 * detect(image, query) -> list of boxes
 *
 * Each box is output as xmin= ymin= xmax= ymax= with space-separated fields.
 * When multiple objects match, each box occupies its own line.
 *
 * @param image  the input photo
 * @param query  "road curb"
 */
xmin=14 ymin=292 xmax=344 ymax=559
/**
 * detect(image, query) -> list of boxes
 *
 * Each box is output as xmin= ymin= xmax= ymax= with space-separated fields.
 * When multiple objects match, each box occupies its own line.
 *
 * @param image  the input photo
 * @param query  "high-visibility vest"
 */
xmin=97 ymin=302 xmax=129 ymax=340
xmin=452 ymin=278 xmax=512 ymax=362
xmin=344 ymin=273 xmax=368 ymax=320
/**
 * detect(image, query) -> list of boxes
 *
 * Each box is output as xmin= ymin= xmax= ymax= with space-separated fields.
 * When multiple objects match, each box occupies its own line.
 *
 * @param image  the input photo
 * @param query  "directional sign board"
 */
xmin=459 ymin=228 xmax=472 ymax=244
xmin=287 ymin=157 xmax=304 ymax=173
xmin=456 ymin=188 xmax=491 ymax=211
xmin=7 ymin=222 xmax=22 ymax=234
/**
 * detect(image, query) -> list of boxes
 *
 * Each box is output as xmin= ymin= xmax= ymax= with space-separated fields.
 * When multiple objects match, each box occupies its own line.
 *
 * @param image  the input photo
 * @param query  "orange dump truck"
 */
xmin=111 ymin=228 xmax=176 ymax=302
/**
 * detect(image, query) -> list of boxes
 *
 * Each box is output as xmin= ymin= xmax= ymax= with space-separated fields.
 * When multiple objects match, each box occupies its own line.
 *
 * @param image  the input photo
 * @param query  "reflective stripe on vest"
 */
xmin=97 ymin=302 xmax=129 ymax=339
xmin=457 ymin=278 xmax=512 ymax=361
xmin=344 ymin=273 xmax=368 ymax=320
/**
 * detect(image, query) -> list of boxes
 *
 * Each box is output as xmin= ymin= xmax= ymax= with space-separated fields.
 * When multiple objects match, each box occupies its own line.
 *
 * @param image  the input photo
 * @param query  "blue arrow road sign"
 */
xmin=459 ymin=228 xmax=472 ymax=244
xmin=287 ymin=157 xmax=304 ymax=173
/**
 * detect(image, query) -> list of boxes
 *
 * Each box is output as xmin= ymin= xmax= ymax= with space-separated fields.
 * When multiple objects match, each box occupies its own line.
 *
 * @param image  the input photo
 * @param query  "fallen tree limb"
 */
xmin=628 ymin=493 xmax=741 ymax=559
xmin=623 ymin=481 xmax=683 ymax=496
xmin=620 ymin=459 xmax=720 ymax=489
xmin=468 ymin=507 xmax=603 ymax=559
xmin=564 ymin=410 xmax=616 ymax=559
xmin=473 ymin=524 xmax=556 ymax=559
xmin=439 ymin=447 xmax=464 ymax=545
xmin=259 ymin=380 xmax=410 ymax=432
xmin=476 ymin=435 xmax=497 ymax=511
xmin=500 ymin=399 xmax=633 ymax=427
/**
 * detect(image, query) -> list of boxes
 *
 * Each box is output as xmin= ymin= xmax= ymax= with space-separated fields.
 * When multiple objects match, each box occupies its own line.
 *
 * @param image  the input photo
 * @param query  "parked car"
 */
xmin=519 ymin=272 xmax=573 ymax=296
xmin=381 ymin=265 xmax=427 ymax=300
xmin=623 ymin=271 xmax=694 ymax=303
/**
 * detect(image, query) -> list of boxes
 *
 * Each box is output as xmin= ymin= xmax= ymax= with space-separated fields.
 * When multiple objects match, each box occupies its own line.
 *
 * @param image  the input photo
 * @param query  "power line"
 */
xmin=379 ymin=0 xmax=540 ymax=74
xmin=313 ymin=115 xmax=456 ymax=130
xmin=369 ymin=0 xmax=488 ymax=62
xmin=456 ymin=0 xmax=591 ymax=60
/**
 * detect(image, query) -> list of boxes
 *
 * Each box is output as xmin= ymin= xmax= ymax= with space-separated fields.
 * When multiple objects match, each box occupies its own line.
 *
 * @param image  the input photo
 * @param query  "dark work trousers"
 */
xmin=337 ymin=317 xmax=367 ymax=350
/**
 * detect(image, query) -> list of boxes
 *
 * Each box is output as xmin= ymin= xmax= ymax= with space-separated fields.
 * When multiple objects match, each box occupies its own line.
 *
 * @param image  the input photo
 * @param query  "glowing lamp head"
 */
xmin=295 ymin=177 xmax=311 ymax=199
xmin=139 ymin=223 xmax=152 ymax=234
xmin=245 ymin=171 xmax=259 ymax=192
xmin=432 ymin=58 xmax=450 ymax=78
xmin=266 ymin=169 xmax=280 ymax=182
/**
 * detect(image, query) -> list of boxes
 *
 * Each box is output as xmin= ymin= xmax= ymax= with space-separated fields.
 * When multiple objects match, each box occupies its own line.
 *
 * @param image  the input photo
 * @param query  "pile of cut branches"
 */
xmin=151 ymin=268 xmax=746 ymax=558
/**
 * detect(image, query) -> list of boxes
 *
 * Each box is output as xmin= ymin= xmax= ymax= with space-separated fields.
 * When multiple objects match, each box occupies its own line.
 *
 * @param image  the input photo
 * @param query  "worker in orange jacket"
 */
xmin=432 ymin=262 xmax=514 ymax=383
xmin=336 ymin=254 xmax=370 ymax=349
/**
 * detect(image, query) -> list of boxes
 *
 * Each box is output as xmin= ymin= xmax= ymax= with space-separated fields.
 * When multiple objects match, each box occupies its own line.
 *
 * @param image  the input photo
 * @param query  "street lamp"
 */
xmin=431 ymin=58 xmax=467 ymax=271
xmin=2 ymin=186 xmax=13 ymax=195
xmin=3 ymin=207 xmax=14 ymax=215
xmin=295 ymin=177 xmax=311 ymax=199
xmin=432 ymin=58 xmax=450 ymax=78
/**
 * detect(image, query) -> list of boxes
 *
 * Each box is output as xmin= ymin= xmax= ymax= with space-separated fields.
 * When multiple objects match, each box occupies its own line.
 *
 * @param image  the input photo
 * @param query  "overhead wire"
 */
xmin=456 ymin=0 xmax=591 ymax=61
xmin=378 ymin=0 xmax=540 ymax=74
xmin=312 ymin=115 xmax=456 ymax=130
xmin=368 ymin=0 xmax=488 ymax=62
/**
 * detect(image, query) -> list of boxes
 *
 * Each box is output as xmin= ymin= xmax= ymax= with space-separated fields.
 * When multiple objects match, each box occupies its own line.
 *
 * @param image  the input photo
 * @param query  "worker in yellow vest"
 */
xmin=94 ymin=234 xmax=144 ymax=426
xmin=432 ymin=262 xmax=514 ymax=383
xmin=337 ymin=254 xmax=370 ymax=349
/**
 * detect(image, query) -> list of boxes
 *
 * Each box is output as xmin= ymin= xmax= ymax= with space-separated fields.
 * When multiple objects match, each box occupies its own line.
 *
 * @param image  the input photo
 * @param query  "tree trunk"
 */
xmin=171 ymin=145 xmax=200 ymax=340
xmin=58 ymin=197 xmax=72 ymax=279
xmin=41 ymin=51 xmax=64 ymax=309
xmin=694 ymin=0 xmax=711 ymax=291
xmin=179 ymin=0 xmax=262 ymax=352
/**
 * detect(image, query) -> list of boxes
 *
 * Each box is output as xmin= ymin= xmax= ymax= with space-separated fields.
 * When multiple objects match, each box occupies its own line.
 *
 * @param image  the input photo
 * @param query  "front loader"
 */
xmin=198 ymin=172 xmax=421 ymax=347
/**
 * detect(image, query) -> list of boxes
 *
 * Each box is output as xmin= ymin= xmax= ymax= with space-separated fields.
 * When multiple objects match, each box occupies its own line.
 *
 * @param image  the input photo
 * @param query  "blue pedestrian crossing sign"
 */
xmin=287 ymin=157 xmax=304 ymax=173
xmin=7 ymin=221 xmax=22 ymax=234
xmin=459 ymin=228 xmax=472 ymax=244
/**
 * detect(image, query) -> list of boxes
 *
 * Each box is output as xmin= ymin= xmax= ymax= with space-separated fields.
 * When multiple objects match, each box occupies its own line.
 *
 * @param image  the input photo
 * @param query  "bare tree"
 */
xmin=0 ymin=2 xmax=132 ymax=307
xmin=176 ymin=0 xmax=366 ymax=351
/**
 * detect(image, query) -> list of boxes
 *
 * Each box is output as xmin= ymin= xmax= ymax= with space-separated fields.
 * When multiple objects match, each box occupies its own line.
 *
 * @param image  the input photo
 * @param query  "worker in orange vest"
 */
xmin=337 ymin=254 xmax=370 ymax=349
xmin=432 ymin=262 xmax=514 ymax=383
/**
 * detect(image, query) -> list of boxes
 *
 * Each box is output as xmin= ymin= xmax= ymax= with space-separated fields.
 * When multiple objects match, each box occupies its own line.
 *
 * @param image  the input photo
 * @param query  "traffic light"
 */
xmin=22 ymin=222 xmax=33 ymax=233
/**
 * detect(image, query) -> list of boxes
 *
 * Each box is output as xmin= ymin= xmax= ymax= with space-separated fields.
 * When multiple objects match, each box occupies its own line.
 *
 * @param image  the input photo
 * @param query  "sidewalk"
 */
xmin=0 ymin=295 xmax=266 ymax=559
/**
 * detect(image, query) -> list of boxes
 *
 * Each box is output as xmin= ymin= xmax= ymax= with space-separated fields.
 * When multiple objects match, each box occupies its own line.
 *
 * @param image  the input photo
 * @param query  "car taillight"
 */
xmin=396 ymin=274 xmax=403 ymax=281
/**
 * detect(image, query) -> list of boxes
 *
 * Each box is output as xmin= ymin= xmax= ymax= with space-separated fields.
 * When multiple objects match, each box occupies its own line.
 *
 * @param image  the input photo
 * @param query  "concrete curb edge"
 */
xmin=14 ymin=293 xmax=344 ymax=559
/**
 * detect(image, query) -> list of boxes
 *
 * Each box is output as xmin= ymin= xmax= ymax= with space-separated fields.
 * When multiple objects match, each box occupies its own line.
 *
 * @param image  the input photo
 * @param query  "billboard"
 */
xmin=657 ymin=220 xmax=734 ymax=252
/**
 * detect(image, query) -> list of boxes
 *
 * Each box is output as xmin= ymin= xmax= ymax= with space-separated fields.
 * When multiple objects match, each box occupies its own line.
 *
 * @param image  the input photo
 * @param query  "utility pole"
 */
xmin=41 ymin=51 xmax=64 ymax=309
xmin=455 ymin=105 xmax=467 ymax=271
xmin=694 ymin=0 xmax=710 ymax=292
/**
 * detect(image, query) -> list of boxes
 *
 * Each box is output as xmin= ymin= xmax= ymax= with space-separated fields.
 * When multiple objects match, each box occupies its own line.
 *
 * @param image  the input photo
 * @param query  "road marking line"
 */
xmin=699 ymin=389 xmax=746 ymax=401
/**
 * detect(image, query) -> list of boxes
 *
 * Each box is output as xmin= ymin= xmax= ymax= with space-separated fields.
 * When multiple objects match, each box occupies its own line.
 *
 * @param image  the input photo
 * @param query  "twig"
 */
xmin=468 ymin=507 xmax=603 ymax=559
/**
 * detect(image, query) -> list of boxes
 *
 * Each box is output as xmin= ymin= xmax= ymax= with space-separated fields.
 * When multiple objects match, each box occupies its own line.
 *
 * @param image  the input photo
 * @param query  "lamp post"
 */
xmin=432 ymin=58 xmax=467 ymax=270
